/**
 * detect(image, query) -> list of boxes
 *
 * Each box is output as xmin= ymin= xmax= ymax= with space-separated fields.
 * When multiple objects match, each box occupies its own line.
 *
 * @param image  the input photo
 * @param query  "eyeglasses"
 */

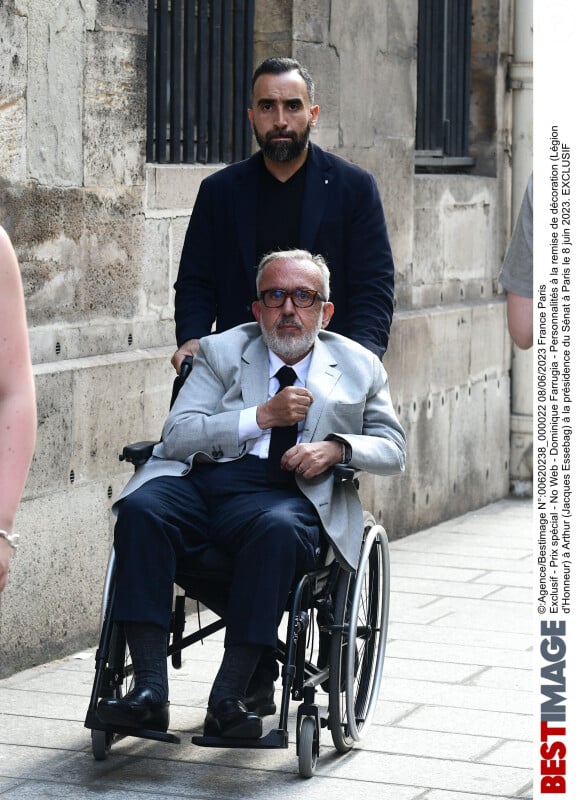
xmin=259 ymin=288 xmax=327 ymax=308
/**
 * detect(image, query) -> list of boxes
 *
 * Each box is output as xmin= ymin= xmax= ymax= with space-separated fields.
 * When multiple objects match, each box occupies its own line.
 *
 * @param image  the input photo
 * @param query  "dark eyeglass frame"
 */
xmin=259 ymin=287 xmax=327 ymax=308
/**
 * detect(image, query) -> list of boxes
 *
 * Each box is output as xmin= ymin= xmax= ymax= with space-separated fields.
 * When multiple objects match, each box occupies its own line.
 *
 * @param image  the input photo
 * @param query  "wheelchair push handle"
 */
xmin=180 ymin=355 xmax=194 ymax=380
xmin=170 ymin=354 xmax=194 ymax=409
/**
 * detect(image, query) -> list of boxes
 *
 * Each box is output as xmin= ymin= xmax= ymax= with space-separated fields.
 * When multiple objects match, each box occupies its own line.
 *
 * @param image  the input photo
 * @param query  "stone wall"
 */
xmin=0 ymin=0 xmax=513 ymax=675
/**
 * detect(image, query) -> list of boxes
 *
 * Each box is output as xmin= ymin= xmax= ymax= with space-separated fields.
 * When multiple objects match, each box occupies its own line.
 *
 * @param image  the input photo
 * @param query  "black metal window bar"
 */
xmin=415 ymin=0 xmax=473 ymax=167
xmin=147 ymin=0 xmax=255 ymax=164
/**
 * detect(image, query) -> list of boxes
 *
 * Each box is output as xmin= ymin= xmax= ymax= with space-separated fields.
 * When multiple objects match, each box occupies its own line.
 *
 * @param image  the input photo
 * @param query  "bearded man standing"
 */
xmin=172 ymin=57 xmax=395 ymax=370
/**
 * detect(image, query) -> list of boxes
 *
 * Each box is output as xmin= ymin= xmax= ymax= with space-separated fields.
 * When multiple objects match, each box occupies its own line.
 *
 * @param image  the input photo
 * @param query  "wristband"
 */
xmin=340 ymin=441 xmax=352 ymax=464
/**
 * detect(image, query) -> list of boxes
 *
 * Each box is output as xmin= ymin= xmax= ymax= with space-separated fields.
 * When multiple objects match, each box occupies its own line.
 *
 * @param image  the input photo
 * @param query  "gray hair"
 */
xmin=256 ymin=249 xmax=331 ymax=300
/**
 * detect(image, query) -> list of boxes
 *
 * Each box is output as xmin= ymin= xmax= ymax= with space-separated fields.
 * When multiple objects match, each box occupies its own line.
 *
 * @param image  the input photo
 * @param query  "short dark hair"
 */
xmin=251 ymin=57 xmax=315 ymax=104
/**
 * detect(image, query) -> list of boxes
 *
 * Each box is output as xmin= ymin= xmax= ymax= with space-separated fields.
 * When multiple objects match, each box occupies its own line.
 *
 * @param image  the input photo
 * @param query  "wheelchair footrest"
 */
xmin=86 ymin=711 xmax=180 ymax=745
xmin=191 ymin=728 xmax=288 ymax=749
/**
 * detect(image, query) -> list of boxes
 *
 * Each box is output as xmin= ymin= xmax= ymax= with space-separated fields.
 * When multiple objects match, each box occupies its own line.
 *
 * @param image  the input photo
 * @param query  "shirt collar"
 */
xmin=268 ymin=348 xmax=313 ymax=386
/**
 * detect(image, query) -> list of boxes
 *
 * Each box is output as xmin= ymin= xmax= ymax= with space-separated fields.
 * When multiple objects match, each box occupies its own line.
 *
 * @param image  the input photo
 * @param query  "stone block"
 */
xmin=294 ymin=0 xmax=330 ymax=43
xmin=375 ymin=50 xmax=417 ymax=140
xmin=83 ymin=30 xmax=147 ymax=187
xmin=0 ymin=5 xmax=27 ymax=183
xmin=140 ymin=216 xmax=173 ymax=316
xmin=254 ymin=0 xmax=292 ymax=38
xmin=442 ymin=198 xmax=493 ymax=281
xmin=386 ymin=0 xmax=419 ymax=61
xmin=28 ymin=348 xmax=173 ymax=498
xmin=146 ymin=164 xmax=224 ymax=213
xmin=23 ymin=365 xmax=74 ymax=498
xmin=470 ymin=301 xmax=511 ymax=379
xmin=94 ymin=0 xmax=147 ymax=31
xmin=27 ymin=317 xmax=174 ymax=365
xmin=412 ymin=175 xmax=500 ymax=297
xmin=329 ymin=1 xmax=388 ymax=149
xmin=27 ymin=0 xmax=86 ymax=186
xmin=3 ymin=183 xmax=147 ymax=328
xmin=0 ymin=97 xmax=26 ymax=183
xmin=509 ymin=412 xmax=533 ymax=482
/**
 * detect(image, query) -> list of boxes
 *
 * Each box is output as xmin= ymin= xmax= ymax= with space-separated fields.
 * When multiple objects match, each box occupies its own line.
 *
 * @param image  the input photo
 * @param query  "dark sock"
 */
xmin=246 ymin=649 xmax=278 ymax=693
xmin=124 ymin=622 xmax=169 ymax=703
xmin=208 ymin=644 xmax=263 ymax=711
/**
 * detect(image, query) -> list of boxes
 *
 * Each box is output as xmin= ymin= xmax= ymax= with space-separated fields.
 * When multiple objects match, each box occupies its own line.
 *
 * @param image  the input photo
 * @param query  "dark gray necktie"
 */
xmin=267 ymin=366 xmax=298 ymax=483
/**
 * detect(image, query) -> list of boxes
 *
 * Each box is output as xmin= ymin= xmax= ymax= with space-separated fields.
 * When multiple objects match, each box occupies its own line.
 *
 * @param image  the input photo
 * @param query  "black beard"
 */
xmin=253 ymin=123 xmax=311 ymax=162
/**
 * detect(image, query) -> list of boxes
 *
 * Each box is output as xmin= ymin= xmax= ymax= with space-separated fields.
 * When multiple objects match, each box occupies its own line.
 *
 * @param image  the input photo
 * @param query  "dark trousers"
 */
xmin=112 ymin=457 xmax=321 ymax=648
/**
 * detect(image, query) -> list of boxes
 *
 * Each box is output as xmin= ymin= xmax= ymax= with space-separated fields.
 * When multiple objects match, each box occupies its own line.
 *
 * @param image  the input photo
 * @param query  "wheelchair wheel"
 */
xmin=328 ymin=515 xmax=390 ymax=752
xmin=298 ymin=716 xmax=318 ymax=778
xmin=91 ymin=728 xmax=113 ymax=760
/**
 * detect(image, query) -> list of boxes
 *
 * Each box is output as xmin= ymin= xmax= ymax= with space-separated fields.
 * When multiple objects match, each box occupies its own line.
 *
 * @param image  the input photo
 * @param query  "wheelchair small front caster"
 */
xmin=298 ymin=716 xmax=319 ymax=778
xmin=91 ymin=728 xmax=113 ymax=760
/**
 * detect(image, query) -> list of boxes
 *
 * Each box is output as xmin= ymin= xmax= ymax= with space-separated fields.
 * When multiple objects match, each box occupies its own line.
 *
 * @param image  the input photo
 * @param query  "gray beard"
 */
xmin=260 ymin=317 xmax=321 ymax=361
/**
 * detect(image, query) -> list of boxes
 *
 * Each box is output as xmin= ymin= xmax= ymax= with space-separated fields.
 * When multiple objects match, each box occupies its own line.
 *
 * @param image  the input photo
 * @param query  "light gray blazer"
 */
xmin=116 ymin=324 xmax=406 ymax=569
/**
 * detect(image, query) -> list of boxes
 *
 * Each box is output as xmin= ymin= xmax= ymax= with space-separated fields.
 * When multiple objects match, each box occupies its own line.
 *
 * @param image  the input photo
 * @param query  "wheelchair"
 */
xmin=84 ymin=363 xmax=391 ymax=778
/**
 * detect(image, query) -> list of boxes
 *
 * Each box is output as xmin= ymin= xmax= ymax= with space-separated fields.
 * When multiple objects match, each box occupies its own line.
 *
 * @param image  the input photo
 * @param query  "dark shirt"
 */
xmin=255 ymin=159 xmax=307 ymax=261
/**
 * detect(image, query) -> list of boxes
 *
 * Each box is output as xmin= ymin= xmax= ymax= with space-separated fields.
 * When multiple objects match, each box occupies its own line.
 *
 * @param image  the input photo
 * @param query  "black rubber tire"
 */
xmin=328 ymin=519 xmax=390 ymax=752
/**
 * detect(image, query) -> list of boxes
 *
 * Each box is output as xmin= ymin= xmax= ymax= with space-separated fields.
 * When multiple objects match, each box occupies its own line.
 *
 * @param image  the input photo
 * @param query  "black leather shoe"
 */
xmin=97 ymin=687 xmax=170 ymax=732
xmin=244 ymin=680 xmax=276 ymax=716
xmin=204 ymin=698 xmax=262 ymax=739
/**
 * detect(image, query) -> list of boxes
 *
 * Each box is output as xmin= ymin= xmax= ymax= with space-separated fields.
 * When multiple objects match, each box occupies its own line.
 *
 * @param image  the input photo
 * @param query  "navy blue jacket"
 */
xmin=175 ymin=143 xmax=394 ymax=359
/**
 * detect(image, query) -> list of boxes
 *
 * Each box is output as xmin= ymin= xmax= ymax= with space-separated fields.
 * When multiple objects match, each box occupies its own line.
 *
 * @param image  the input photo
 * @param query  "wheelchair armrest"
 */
xmin=332 ymin=464 xmax=360 ymax=487
xmin=119 ymin=440 xmax=158 ymax=466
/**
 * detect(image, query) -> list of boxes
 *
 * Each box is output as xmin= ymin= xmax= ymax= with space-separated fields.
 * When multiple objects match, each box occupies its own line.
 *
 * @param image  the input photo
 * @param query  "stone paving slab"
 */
xmin=390 ymin=549 xmax=531 ymax=573
xmin=388 ymin=620 xmax=532 ymax=651
xmin=385 ymin=639 xmax=532 ymax=670
xmin=390 ymin=575 xmax=504 ymax=599
xmin=379 ymin=675 xmax=532 ymax=714
xmin=0 ymin=498 xmax=533 ymax=799
xmin=384 ymin=655 xmax=482 ymax=683
xmin=399 ymin=705 xmax=532 ymax=740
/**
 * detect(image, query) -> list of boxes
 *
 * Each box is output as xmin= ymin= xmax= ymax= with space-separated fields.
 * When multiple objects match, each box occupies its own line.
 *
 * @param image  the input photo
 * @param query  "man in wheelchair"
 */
xmin=97 ymin=249 xmax=406 ymax=740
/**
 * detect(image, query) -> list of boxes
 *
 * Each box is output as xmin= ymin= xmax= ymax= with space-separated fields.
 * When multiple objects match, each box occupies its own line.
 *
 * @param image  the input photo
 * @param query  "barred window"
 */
xmin=146 ymin=0 xmax=255 ymax=164
xmin=415 ymin=0 xmax=474 ymax=169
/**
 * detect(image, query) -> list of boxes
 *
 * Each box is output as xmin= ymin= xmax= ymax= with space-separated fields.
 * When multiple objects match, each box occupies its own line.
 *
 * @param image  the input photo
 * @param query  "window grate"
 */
xmin=147 ymin=0 xmax=255 ymax=164
xmin=415 ymin=0 xmax=472 ymax=163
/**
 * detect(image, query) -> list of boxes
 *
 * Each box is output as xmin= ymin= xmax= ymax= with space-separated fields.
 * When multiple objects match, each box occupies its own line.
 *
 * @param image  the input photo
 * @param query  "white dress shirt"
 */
xmin=238 ymin=349 xmax=313 ymax=458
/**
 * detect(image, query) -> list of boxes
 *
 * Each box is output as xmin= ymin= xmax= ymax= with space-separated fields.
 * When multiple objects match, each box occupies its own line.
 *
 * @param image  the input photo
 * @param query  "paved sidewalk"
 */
xmin=0 ymin=497 xmax=533 ymax=799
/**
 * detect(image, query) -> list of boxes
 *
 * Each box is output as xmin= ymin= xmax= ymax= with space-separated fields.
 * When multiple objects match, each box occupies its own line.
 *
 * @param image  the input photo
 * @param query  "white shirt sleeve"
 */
xmin=238 ymin=406 xmax=263 ymax=445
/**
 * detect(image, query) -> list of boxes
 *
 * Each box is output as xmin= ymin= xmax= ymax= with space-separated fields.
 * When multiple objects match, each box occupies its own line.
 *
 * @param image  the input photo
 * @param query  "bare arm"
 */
xmin=0 ymin=228 xmax=37 ymax=591
xmin=506 ymin=292 xmax=533 ymax=350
